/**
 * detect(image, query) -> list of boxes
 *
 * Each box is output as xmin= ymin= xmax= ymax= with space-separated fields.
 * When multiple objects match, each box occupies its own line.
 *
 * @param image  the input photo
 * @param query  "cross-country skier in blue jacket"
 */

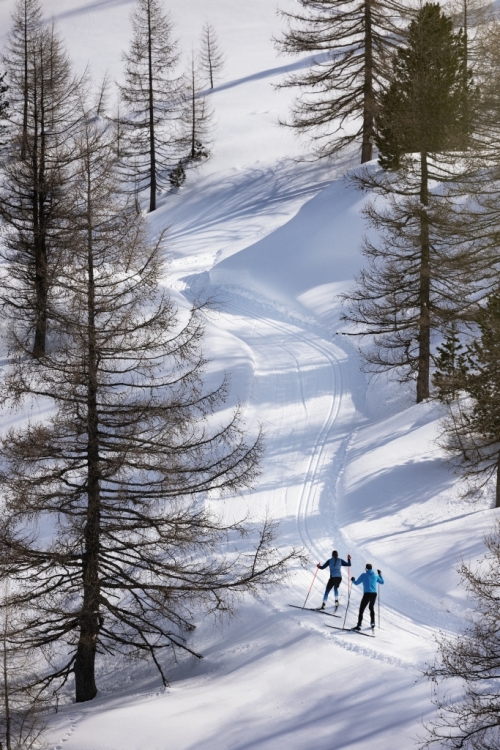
xmin=351 ymin=564 xmax=384 ymax=630
xmin=316 ymin=550 xmax=351 ymax=609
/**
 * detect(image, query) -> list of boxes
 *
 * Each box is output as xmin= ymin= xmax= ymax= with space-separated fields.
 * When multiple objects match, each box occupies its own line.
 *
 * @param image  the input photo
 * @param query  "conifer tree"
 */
xmin=199 ymin=22 xmax=224 ymax=89
xmin=0 ymin=599 xmax=48 ymax=750
xmin=375 ymin=3 xmax=471 ymax=169
xmin=275 ymin=0 xmax=403 ymax=163
xmin=422 ymin=522 xmax=500 ymax=748
xmin=343 ymin=3 xmax=474 ymax=402
xmin=119 ymin=0 xmax=181 ymax=212
xmin=0 ymin=119 xmax=300 ymax=704
xmin=0 ymin=16 xmax=84 ymax=358
xmin=436 ymin=289 xmax=500 ymax=506
xmin=179 ymin=52 xmax=213 ymax=163
xmin=2 ymin=0 xmax=42 ymax=161
xmin=432 ymin=324 xmax=468 ymax=403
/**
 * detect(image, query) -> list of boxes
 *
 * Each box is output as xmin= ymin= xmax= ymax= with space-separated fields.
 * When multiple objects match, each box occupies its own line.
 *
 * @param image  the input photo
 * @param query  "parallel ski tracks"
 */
xmin=226 ymin=302 xmax=351 ymax=565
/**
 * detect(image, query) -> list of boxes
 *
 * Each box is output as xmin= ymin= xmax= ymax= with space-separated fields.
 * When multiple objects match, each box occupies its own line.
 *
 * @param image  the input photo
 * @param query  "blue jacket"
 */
xmin=352 ymin=570 xmax=384 ymax=593
xmin=319 ymin=557 xmax=350 ymax=578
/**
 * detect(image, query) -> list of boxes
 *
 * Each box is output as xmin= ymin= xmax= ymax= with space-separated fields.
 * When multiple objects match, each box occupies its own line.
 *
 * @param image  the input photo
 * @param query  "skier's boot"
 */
xmin=352 ymin=625 xmax=361 ymax=631
xmin=319 ymin=602 xmax=326 ymax=610
xmin=335 ymin=599 xmax=339 ymax=606
xmin=371 ymin=622 xmax=375 ymax=629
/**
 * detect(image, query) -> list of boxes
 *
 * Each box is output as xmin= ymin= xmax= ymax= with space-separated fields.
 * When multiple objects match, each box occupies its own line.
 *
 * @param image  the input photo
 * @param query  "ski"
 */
xmin=288 ymin=604 xmax=341 ymax=619
xmin=325 ymin=624 xmax=375 ymax=638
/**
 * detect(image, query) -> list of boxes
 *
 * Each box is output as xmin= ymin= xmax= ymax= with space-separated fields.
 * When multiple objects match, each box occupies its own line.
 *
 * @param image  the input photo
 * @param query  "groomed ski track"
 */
xmin=222 ymin=301 xmax=350 ymax=562
xmin=212 ymin=297 xmax=430 ymax=663
xmin=17 ymin=0 xmax=496 ymax=744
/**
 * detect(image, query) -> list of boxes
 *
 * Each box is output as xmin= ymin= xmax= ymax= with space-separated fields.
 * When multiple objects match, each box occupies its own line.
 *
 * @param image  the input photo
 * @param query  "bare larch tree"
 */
xmin=0 ymin=595 xmax=48 ymax=750
xmin=119 ymin=0 xmax=181 ymax=212
xmin=422 ymin=522 xmax=500 ymax=749
xmin=199 ymin=22 xmax=225 ymax=89
xmin=2 ymin=0 xmax=42 ymax=161
xmin=0 ymin=118 xmax=301 ymax=704
xmin=275 ymin=0 xmax=404 ymax=163
xmin=0 ymin=14 xmax=84 ymax=358
xmin=179 ymin=52 xmax=213 ymax=162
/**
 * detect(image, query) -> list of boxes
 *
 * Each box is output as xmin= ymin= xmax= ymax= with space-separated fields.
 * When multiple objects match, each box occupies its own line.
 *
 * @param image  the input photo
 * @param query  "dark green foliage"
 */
xmin=169 ymin=160 xmax=186 ymax=188
xmin=462 ymin=292 xmax=500 ymax=448
xmin=437 ymin=289 xmax=500 ymax=506
xmin=376 ymin=3 xmax=471 ymax=170
xmin=191 ymin=140 xmax=208 ymax=160
xmin=433 ymin=325 xmax=469 ymax=403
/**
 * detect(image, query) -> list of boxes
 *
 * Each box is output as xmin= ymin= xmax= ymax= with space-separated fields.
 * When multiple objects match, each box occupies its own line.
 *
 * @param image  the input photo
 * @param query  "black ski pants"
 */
xmin=357 ymin=592 xmax=377 ymax=626
xmin=324 ymin=576 xmax=342 ymax=600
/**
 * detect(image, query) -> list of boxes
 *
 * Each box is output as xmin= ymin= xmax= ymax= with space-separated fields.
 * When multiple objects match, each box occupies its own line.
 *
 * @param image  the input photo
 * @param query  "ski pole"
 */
xmin=302 ymin=566 xmax=319 ymax=609
xmin=342 ymin=554 xmax=352 ymax=630
xmin=378 ymin=583 xmax=381 ymax=628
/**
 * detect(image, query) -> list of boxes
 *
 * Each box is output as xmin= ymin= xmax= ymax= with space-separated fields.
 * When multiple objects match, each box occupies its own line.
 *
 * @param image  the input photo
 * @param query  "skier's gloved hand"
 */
xmin=317 ymin=563 xmax=321 ymax=568
xmin=377 ymin=569 xmax=382 ymax=575
xmin=351 ymin=577 xmax=355 ymax=582
xmin=347 ymin=554 xmax=351 ymax=560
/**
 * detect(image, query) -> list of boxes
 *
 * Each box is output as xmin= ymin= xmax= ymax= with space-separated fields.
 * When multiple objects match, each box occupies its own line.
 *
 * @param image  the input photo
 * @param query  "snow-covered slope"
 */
xmin=0 ymin=1 xmax=496 ymax=748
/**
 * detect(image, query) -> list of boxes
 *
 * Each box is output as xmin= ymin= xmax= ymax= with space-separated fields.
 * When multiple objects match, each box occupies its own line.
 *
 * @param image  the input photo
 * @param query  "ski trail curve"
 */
xmin=221 ymin=301 xmax=356 ymax=573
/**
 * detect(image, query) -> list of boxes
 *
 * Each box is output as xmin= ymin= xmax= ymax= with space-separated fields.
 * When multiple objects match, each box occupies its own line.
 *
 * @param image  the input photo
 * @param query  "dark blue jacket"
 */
xmin=319 ymin=557 xmax=350 ymax=578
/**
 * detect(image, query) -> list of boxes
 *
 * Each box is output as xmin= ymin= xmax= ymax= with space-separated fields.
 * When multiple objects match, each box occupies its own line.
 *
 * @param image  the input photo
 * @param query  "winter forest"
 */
xmin=0 ymin=0 xmax=500 ymax=747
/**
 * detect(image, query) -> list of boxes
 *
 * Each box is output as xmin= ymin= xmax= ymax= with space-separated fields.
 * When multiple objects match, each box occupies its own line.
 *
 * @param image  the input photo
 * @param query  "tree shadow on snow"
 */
xmin=53 ymin=0 xmax=135 ymax=21
xmin=341 ymin=458 xmax=455 ymax=525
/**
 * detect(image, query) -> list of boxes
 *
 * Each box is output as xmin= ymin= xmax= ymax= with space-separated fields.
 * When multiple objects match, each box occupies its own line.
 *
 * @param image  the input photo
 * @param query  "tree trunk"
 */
xmin=74 ymin=174 xmax=101 ymax=704
xmin=361 ymin=0 xmax=374 ymax=163
xmin=495 ymin=451 xmax=500 ymax=508
xmin=417 ymin=151 xmax=431 ymax=403
xmin=207 ymin=29 xmax=214 ymax=89
xmin=147 ymin=0 xmax=156 ymax=213
xmin=2 ymin=619 xmax=11 ymax=750
xmin=191 ymin=64 xmax=196 ymax=159
xmin=32 ymin=54 xmax=47 ymax=359
xmin=21 ymin=1 xmax=29 ymax=162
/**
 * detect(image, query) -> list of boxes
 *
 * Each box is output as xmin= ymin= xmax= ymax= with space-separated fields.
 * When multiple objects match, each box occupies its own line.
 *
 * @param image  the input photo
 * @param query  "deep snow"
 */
xmin=0 ymin=0 xmax=497 ymax=748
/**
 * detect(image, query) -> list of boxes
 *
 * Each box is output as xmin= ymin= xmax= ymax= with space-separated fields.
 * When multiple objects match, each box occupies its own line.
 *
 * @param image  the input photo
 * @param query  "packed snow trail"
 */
xmin=216 ymin=301 xmax=355 ymax=564
xmin=0 ymin=0 xmax=496 ymax=746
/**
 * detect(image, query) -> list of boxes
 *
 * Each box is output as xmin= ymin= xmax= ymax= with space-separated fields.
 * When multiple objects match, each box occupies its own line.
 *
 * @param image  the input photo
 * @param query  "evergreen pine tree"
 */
xmin=375 ymin=3 xmax=471 ymax=169
xmin=433 ymin=324 xmax=469 ymax=403
xmin=168 ymin=160 xmax=186 ymax=188
xmin=439 ymin=289 xmax=500 ymax=507
xmin=343 ymin=3 xmax=475 ymax=402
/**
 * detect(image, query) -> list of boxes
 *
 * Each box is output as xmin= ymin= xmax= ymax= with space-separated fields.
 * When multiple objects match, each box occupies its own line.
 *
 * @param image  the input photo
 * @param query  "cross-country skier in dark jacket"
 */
xmin=351 ymin=564 xmax=384 ymax=630
xmin=316 ymin=550 xmax=351 ymax=609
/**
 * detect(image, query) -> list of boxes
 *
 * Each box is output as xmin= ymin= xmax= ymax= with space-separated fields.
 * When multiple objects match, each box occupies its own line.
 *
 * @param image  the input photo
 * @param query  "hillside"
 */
xmin=0 ymin=1 xmax=495 ymax=748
